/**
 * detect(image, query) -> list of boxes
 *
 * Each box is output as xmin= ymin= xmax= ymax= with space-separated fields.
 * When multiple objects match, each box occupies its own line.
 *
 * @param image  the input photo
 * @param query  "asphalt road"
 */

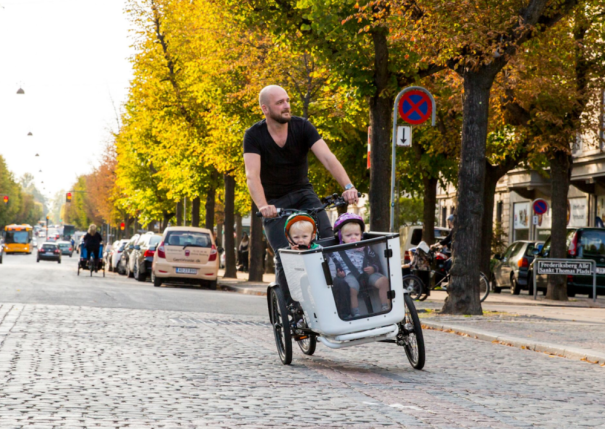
xmin=0 ymin=251 xmax=267 ymax=316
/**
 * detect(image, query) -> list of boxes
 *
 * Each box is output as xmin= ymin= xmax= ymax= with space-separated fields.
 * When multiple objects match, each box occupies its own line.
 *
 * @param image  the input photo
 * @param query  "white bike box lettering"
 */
xmin=280 ymin=234 xmax=405 ymax=337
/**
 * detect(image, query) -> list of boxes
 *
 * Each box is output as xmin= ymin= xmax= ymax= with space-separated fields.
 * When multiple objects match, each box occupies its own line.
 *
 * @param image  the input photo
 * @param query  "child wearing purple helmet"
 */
xmin=328 ymin=213 xmax=391 ymax=317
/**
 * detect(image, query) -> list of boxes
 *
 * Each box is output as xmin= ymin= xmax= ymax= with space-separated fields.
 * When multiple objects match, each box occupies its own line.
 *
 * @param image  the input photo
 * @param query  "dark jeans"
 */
xmin=263 ymin=188 xmax=334 ymax=303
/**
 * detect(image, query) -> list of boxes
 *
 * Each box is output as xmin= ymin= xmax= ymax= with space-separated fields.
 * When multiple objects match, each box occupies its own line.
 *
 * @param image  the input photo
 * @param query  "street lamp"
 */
xmin=27 ymin=132 xmax=33 ymax=136
xmin=16 ymin=88 xmax=25 ymax=95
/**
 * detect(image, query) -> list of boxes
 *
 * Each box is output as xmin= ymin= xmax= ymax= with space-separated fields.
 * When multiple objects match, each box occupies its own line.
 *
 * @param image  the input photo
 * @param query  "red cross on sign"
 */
xmin=398 ymin=90 xmax=433 ymax=125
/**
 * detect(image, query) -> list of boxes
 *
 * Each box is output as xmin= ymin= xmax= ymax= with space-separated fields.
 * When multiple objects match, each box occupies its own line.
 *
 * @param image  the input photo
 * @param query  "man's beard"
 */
xmin=268 ymin=108 xmax=291 ymax=124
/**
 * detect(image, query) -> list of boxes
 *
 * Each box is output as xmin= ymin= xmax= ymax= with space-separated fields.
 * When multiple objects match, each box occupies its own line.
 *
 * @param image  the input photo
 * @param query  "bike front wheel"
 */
xmin=400 ymin=294 xmax=426 ymax=370
xmin=402 ymin=274 xmax=425 ymax=301
xmin=269 ymin=286 xmax=292 ymax=365
xmin=479 ymin=271 xmax=490 ymax=302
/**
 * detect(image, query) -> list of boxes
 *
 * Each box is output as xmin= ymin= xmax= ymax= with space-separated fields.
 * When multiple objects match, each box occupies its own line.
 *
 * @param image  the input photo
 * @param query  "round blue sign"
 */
xmin=533 ymin=199 xmax=548 ymax=215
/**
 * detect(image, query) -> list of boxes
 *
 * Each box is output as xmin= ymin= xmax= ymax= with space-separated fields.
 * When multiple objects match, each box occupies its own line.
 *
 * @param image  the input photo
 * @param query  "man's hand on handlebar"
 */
xmin=342 ymin=188 xmax=360 ymax=205
xmin=259 ymin=205 xmax=278 ymax=218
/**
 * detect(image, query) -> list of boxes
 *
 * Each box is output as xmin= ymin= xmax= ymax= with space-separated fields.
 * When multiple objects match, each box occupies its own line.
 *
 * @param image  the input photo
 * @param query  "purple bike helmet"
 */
xmin=333 ymin=212 xmax=365 ymax=243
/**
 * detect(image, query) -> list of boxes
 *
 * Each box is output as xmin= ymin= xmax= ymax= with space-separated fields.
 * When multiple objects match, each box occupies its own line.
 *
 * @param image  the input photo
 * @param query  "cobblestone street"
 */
xmin=0 ymin=302 xmax=603 ymax=428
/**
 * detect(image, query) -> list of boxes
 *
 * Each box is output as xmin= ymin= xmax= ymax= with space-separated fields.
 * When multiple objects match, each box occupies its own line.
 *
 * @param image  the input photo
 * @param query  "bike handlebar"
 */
xmin=255 ymin=192 xmax=361 ymax=218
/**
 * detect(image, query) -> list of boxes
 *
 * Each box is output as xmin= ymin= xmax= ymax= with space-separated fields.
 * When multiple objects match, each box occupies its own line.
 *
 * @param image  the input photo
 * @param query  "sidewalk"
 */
xmin=217 ymin=272 xmax=605 ymax=365
xmin=216 ymin=269 xmax=274 ymax=296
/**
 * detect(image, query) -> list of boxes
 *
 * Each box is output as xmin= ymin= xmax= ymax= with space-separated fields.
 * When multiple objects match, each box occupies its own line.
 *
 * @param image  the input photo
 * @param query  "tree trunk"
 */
xmin=205 ymin=184 xmax=215 ymax=230
xmin=191 ymin=197 xmax=200 ymax=227
xmin=216 ymin=223 xmax=223 ymax=248
xmin=176 ymin=201 xmax=183 ymax=227
xmin=248 ymin=201 xmax=264 ymax=282
xmin=235 ymin=214 xmax=243 ymax=247
xmin=223 ymin=174 xmax=237 ymax=278
xmin=442 ymin=72 xmax=493 ymax=315
xmin=161 ymin=210 xmax=173 ymax=232
xmin=422 ymin=177 xmax=438 ymax=245
xmin=546 ymin=150 xmax=572 ymax=301
xmin=368 ymin=29 xmax=392 ymax=232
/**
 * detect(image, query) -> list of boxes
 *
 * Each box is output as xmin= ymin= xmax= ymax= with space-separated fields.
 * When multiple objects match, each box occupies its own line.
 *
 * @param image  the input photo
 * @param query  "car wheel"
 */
xmin=510 ymin=276 xmax=520 ymax=295
xmin=152 ymin=272 xmax=162 ymax=287
xmin=58 ymin=259 xmax=61 ymax=264
xmin=567 ymin=286 xmax=576 ymax=297
xmin=491 ymin=274 xmax=502 ymax=293
xmin=125 ymin=262 xmax=132 ymax=278
xmin=37 ymin=258 xmax=39 ymax=263
xmin=135 ymin=261 xmax=146 ymax=282
xmin=204 ymin=279 xmax=218 ymax=290
xmin=108 ymin=258 xmax=113 ymax=272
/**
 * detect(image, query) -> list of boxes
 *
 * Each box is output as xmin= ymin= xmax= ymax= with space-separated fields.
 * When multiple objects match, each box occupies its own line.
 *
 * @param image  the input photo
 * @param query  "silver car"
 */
xmin=492 ymin=241 xmax=543 ymax=295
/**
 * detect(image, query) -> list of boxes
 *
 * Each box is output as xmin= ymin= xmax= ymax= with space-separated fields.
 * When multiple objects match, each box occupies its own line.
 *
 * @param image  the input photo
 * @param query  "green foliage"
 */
xmin=0 ymin=156 xmax=44 ymax=229
xmin=398 ymin=197 xmax=424 ymax=226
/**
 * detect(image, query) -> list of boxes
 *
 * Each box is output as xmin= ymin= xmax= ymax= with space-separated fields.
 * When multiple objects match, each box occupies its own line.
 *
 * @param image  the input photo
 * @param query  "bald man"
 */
xmin=244 ymin=85 xmax=358 ymax=302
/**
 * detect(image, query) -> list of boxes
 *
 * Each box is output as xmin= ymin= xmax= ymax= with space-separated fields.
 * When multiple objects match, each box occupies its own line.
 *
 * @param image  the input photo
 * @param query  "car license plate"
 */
xmin=596 ymin=267 xmax=605 ymax=274
xmin=176 ymin=268 xmax=197 ymax=274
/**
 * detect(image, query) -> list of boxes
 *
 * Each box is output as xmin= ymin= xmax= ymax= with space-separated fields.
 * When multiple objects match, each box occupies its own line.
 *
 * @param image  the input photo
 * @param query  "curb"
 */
xmin=218 ymin=283 xmax=267 ymax=296
xmin=422 ymin=320 xmax=605 ymax=366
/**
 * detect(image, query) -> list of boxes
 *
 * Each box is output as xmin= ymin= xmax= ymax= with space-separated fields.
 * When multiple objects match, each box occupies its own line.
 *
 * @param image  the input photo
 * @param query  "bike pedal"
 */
xmin=293 ymin=335 xmax=308 ymax=342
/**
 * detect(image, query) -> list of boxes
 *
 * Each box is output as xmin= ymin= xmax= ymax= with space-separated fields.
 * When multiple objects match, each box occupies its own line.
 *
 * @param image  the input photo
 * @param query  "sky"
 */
xmin=0 ymin=0 xmax=134 ymax=201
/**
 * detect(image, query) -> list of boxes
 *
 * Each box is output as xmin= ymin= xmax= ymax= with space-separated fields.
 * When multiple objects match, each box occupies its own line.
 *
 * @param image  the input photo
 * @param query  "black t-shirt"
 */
xmin=83 ymin=232 xmax=103 ymax=248
xmin=243 ymin=116 xmax=321 ymax=200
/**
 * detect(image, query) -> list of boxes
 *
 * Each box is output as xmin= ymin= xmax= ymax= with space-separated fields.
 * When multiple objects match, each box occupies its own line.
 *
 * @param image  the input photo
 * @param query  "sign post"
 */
xmin=533 ymin=258 xmax=596 ymax=303
xmin=390 ymin=87 xmax=436 ymax=232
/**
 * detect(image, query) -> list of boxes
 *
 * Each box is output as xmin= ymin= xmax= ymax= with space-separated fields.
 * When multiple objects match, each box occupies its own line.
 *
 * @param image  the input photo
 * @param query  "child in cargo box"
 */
xmin=328 ymin=213 xmax=391 ymax=317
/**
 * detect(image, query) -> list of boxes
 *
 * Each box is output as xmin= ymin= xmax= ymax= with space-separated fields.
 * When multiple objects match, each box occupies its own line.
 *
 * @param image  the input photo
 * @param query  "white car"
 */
xmin=107 ymin=239 xmax=129 ymax=273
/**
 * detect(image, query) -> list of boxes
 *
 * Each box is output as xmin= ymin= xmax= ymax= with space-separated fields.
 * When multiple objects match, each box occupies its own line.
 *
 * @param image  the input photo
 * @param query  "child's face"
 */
xmin=290 ymin=222 xmax=314 ymax=247
xmin=341 ymin=223 xmax=362 ymax=243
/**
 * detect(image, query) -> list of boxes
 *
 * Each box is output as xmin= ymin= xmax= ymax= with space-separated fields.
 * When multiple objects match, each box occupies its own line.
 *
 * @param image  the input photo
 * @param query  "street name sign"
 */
xmin=533 ymin=258 xmax=596 ymax=302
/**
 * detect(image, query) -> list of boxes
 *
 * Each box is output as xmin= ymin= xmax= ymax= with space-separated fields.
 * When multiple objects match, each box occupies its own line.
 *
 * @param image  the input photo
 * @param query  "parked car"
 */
xmin=127 ymin=233 xmax=162 ymax=282
xmin=492 ymin=241 xmax=543 ymax=294
xmin=118 ymin=234 xmax=141 ymax=277
xmin=531 ymin=228 xmax=605 ymax=297
xmin=151 ymin=227 xmax=219 ymax=289
xmin=106 ymin=239 xmax=129 ymax=273
xmin=56 ymin=240 xmax=73 ymax=257
xmin=37 ymin=243 xmax=61 ymax=263
xmin=400 ymin=226 xmax=450 ymax=264
xmin=72 ymin=231 xmax=86 ymax=252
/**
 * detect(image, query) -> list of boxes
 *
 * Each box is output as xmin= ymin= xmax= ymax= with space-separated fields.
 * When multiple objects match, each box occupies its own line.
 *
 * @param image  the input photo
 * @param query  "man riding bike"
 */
xmin=82 ymin=224 xmax=103 ymax=271
xmin=244 ymin=85 xmax=358 ymax=302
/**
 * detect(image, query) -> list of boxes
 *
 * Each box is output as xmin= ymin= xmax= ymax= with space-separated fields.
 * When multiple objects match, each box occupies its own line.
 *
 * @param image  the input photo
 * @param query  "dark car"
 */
xmin=531 ymin=228 xmax=605 ymax=298
xmin=57 ymin=241 xmax=73 ymax=257
xmin=128 ymin=233 xmax=162 ymax=282
xmin=37 ymin=243 xmax=61 ymax=264
xmin=118 ymin=234 xmax=141 ymax=277
xmin=492 ymin=241 xmax=543 ymax=294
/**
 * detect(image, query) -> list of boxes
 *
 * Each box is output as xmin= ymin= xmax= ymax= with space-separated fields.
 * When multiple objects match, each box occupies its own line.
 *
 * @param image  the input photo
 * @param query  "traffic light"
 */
xmin=66 ymin=192 xmax=73 ymax=203
xmin=120 ymin=222 xmax=125 ymax=231
xmin=2 ymin=195 xmax=8 ymax=206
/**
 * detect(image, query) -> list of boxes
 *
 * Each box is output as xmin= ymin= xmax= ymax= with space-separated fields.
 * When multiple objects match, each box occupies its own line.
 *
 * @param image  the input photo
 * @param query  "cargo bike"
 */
xmin=77 ymin=244 xmax=105 ymax=277
xmin=262 ymin=194 xmax=425 ymax=369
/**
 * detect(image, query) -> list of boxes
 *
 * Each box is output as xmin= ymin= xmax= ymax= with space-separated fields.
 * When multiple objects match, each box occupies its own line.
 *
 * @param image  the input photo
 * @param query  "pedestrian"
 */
xmin=238 ymin=233 xmax=249 ymax=272
xmin=243 ymin=85 xmax=358 ymax=302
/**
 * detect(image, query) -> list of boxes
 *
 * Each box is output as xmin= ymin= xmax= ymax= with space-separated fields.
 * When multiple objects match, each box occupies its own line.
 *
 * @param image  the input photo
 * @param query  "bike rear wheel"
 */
xmin=269 ymin=286 xmax=292 ymax=365
xmin=402 ymin=274 xmax=425 ymax=301
xmin=479 ymin=271 xmax=490 ymax=302
xmin=400 ymin=294 xmax=426 ymax=370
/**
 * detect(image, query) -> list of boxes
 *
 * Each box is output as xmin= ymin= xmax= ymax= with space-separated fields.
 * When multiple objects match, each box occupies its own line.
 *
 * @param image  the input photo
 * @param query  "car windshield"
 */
xmin=165 ymin=231 xmax=212 ymax=247
xmin=42 ymin=244 xmax=56 ymax=250
xmin=150 ymin=236 xmax=162 ymax=246
xmin=58 ymin=243 xmax=70 ymax=249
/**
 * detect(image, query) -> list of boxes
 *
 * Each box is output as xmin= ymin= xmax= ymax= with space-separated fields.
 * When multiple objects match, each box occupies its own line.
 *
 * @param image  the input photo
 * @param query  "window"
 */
xmin=580 ymin=230 xmax=605 ymax=256
xmin=410 ymin=228 xmax=423 ymax=246
xmin=496 ymin=201 xmax=503 ymax=225
xmin=165 ymin=231 xmax=212 ymax=247
xmin=441 ymin=207 xmax=447 ymax=227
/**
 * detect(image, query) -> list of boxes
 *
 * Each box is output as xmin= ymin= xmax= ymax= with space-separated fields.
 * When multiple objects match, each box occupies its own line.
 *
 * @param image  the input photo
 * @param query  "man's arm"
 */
xmin=244 ymin=153 xmax=277 ymax=218
xmin=310 ymin=139 xmax=359 ymax=204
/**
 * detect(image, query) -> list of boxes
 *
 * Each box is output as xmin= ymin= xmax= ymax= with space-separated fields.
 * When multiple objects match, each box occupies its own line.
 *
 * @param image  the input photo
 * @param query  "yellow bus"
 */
xmin=4 ymin=224 xmax=34 ymax=254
